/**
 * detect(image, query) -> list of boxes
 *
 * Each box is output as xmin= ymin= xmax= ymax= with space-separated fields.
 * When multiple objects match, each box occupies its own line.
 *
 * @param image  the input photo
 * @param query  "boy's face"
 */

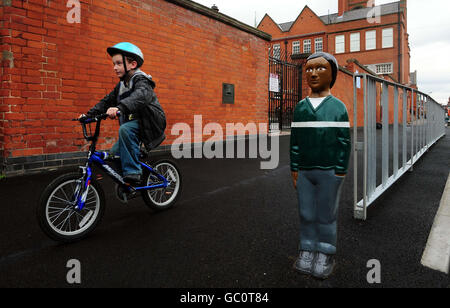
xmin=111 ymin=54 xmax=137 ymax=79
xmin=305 ymin=57 xmax=332 ymax=94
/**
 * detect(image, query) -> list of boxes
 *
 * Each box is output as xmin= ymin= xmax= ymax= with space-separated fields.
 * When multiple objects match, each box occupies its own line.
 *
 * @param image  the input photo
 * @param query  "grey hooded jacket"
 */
xmin=87 ymin=70 xmax=166 ymax=151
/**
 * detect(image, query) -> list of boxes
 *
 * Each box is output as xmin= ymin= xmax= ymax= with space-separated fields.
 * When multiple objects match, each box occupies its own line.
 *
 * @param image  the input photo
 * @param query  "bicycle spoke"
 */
xmin=85 ymin=196 xmax=96 ymax=203
xmin=49 ymin=200 xmax=70 ymax=205
xmin=59 ymin=186 xmax=70 ymax=202
xmin=73 ymin=210 xmax=84 ymax=219
xmin=69 ymin=181 xmax=76 ymax=198
xmin=48 ymin=208 xmax=67 ymax=217
xmin=55 ymin=210 xmax=71 ymax=230
xmin=74 ymin=210 xmax=81 ymax=227
xmin=65 ymin=211 xmax=77 ymax=232
xmin=58 ymin=210 xmax=72 ymax=230
xmin=167 ymin=170 xmax=176 ymax=182
xmin=49 ymin=206 xmax=71 ymax=224
xmin=50 ymin=195 xmax=72 ymax=205
xmin=67 ymin=211 xmax=72 ymax=232
xmin=48 ymin=205 xmax=69 ymax=210
xmin=83 ymin=205 xmax=96 ymax=211
xmin=159 ymin=190 xmax=164 ymax=203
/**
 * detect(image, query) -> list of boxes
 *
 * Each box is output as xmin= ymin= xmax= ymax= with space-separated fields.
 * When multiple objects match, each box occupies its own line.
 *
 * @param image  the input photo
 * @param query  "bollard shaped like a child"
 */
xmin=290 ymin=52 xmax=351 ymax=279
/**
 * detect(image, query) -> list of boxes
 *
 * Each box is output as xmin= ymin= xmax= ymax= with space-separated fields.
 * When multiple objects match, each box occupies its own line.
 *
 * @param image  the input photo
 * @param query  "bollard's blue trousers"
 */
xmin=296 ymin=169 xmax=345 ymax=255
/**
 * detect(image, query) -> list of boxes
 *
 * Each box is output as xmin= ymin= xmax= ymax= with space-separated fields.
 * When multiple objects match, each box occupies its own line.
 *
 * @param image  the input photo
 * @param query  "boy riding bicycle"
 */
xmin=81 ymin=42 xmax=166 ymax=184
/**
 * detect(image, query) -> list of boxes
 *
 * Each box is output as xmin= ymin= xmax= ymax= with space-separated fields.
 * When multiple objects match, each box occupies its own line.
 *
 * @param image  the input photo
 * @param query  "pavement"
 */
xmin=0 ymin=127 xmax=449 ymax=290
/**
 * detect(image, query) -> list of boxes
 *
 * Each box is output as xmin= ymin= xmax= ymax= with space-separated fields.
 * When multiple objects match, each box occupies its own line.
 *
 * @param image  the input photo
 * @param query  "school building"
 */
xmin=258 ymin=0 xmax=412 ymax=87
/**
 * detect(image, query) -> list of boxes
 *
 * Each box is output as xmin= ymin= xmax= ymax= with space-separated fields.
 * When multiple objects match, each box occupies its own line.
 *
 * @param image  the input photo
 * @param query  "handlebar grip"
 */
xmin=73 ymin=110 xmax=121 ymax=122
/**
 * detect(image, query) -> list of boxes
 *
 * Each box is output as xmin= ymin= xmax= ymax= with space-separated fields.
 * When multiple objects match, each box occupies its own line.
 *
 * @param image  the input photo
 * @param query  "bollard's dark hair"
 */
xmin=306 ymin=52 xmax=339 ymax=88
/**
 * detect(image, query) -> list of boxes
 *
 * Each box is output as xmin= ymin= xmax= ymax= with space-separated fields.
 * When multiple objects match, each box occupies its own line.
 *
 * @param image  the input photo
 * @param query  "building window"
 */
xmin=292 ymin=41 xmax=300 ymax=54
xmin=366 ymin=30 xmax=376 ymax=50
xmin=375 ymin=63 xmax=393 ymax=74
xmin=335 ymin=35 xmax=345 ymax=54
xmin=273 ymin=44 xmax=280 ymax=59
xmin=382 ymin=28 xmax=393 ymax=48
xmin=350 ymin=33 xmax=360 ymax=52
xmin=315 ymin=37 xmax=323 ymax=52
xmin=303 ymin=39 xmax=311 ymax=54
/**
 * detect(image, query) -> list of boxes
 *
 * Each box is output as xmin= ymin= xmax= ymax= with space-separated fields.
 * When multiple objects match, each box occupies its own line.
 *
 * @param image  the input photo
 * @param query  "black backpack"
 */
xmin=138 ymin=79 xmax=166 ymax=151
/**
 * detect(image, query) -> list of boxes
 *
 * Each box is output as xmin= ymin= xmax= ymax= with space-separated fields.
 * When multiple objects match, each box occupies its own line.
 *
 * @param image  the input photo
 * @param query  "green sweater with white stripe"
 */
xmin=290 ymin=95 xmax=351 ymax=173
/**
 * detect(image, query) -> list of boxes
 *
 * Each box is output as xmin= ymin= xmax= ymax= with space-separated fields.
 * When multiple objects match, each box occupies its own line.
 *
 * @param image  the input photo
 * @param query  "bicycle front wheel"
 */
xmin=142 ymin=159 xmax=182 ymax=211
xmin=37 ymin=172 xmax=105 ymax=243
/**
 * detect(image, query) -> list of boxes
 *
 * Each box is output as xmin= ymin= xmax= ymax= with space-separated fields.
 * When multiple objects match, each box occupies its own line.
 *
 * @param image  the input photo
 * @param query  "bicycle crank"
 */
xmin=115 ymin=184 xmax=137 ymax=204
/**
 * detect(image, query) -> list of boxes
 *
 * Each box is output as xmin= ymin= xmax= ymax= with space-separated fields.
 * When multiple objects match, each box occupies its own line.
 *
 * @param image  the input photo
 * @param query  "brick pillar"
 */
xmin=399 ymin=0 xmax=407 ymax=26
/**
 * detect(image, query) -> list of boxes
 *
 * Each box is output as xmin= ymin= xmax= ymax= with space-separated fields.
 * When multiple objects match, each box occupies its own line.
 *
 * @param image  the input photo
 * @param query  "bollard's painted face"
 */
xmin=305 ymin=57 xmax=333 ymax=95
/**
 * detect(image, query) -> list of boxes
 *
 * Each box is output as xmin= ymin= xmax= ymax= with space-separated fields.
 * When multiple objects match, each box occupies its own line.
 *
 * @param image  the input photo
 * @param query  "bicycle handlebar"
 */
xmin=72 ymin=111 xmax=122 ymax=141
xmin=72 ymin=111 xmax=121 ymax=123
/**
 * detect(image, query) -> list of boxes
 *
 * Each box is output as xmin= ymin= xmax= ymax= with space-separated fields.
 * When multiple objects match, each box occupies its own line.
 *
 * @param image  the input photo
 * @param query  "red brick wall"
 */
xmin=0 ymin=0 xmax=270 ymax=160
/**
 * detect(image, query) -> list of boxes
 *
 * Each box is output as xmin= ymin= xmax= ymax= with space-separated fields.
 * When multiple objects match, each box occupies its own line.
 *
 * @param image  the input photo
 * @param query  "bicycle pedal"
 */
xmin=115 ymin=184 xmax=129 ymax=204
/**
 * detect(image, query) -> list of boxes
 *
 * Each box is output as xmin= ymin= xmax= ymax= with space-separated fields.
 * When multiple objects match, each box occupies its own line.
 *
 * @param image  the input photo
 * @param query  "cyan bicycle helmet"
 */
xmin=107 ymin=42 xmax=144 ymax=67
xmin=107 ymin=42 xmax=144 ymax=81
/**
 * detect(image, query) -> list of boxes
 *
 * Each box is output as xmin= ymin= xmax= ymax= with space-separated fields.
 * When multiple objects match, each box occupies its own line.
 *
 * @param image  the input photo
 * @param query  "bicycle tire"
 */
xmin=141 ymin=159 xmax=182 ymax=211
xmin=37 ymin=172 xmax=105 ymax=243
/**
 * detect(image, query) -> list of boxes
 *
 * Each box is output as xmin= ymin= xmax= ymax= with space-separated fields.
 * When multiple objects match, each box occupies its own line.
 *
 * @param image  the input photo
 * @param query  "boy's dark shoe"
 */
xmin=124 ymin=174 xmax=141 ymax=184
xmin=312 ymin=252 xmax=336 ymax=279
xmin=293 ymin=250 xmax=316 ymax=275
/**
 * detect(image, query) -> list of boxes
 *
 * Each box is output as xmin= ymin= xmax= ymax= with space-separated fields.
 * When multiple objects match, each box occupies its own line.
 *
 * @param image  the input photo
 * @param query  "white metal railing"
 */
xmin=353 ymin=73 xmax=446 ymax=220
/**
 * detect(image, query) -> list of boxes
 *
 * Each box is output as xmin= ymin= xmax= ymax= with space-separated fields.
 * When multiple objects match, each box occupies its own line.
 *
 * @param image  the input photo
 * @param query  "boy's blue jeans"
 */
xmin=110 ymin=120 xmax=142 ymax=177
xmin=296 ymin=169 xmax=345 ymax=255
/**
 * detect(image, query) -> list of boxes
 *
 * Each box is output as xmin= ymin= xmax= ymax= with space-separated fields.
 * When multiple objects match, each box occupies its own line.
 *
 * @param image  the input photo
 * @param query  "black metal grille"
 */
xmin=268 ymin=47 xmax=302 ymax=131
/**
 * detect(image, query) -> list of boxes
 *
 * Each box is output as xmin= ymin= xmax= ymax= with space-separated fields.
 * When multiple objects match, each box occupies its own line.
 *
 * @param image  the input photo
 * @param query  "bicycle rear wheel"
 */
xmin=142 ymin=159 xmax=182 ymax=211
xmin=37 ymin=172 xmax=105 ymax=243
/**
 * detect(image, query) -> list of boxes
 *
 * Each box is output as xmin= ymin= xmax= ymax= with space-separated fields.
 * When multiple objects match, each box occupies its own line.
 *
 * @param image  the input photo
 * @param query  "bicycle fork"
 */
xmin=74 ymin=166 xmax=92 ymax=211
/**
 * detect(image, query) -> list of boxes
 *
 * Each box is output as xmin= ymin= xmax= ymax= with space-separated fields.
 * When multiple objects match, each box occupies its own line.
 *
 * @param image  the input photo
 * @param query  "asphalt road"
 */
xmin=0 ymin=128 xmax=449 ymax=289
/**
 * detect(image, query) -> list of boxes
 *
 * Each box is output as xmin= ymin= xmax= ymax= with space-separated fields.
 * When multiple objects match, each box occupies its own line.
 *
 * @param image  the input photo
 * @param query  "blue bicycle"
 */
xmin=37 ymin=113 xmax=182 ymax=242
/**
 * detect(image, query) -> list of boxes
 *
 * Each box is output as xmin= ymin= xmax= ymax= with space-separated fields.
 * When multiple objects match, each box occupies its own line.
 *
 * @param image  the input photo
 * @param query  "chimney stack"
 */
xmin=338 ymin=0 xmax=348 ymax=17
xmin=339 ymin=0 xmax=371 ymax=16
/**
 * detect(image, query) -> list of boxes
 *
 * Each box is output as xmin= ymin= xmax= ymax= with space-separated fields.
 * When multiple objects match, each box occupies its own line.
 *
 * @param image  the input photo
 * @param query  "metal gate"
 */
xmin=353 ymin=73 xmax=446 ymax=220
xmin=268 ymin=51 xmax=302 ymax=131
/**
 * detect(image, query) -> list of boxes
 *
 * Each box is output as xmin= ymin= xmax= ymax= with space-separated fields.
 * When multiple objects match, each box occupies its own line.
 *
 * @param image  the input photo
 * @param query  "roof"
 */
xmin=320 ymin=2 xmax=402 ymax=25
xmin=279 ymin=21 xmax=294 ymax=32
xmin=277 ymin=2 xmax=402 ymax=31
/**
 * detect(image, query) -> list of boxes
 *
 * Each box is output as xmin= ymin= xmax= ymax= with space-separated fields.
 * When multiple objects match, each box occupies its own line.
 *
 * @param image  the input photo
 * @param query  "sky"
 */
xmin=194 ymin=0 xmax=450 ymax=106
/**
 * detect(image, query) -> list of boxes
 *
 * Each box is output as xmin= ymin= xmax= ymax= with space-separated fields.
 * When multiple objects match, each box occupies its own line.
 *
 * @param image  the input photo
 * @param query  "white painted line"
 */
xmin=421 ymin=173 xmax=450 ymax=274
xmin=291 ymin=121 xmax=350 ymax=128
